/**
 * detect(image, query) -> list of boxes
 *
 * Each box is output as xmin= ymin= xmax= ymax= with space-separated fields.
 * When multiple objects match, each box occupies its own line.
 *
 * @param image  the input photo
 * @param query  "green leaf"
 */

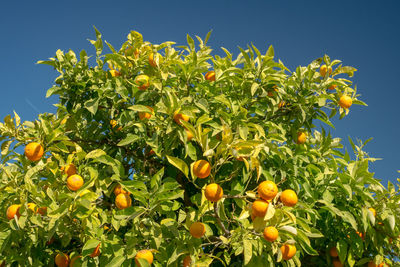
xmin=82 ymin=239 xmax=100 ymax=257
xmin=84 ymin=98 xmax=99 ymax=115
xmin=166 ymin=155 xmax=189 ymax=178
xmin=117 ymin=134 xmax=140 ymax=146
xmin=85 ymin=149 xmax=106 ymax=159
xmin=105 ymin=256 xmax=125 ymax=267
xmin=128 ymin=105 xmax=154 ymax=113
xmin=243 ymin=239 xmax=253 ymax=265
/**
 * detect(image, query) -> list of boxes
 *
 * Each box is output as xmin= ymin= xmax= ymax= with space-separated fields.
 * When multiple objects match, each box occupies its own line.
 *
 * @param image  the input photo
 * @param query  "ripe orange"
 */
xmin=356 ymin=231 xmax=365 ymax=240
xmin=139 ymin=106 xmax=154 ymax=120
xmin=328 ymin=84 xmax=337 ymax=90
xmin=280 ymin=189 xmax=298 ymax=207
xmin=251 ymin=199 xmax=269 ymax=218
xmin=114 ymin=184 xmax=131 ymax=196
xmin=332 ymin=259 xmax=343 ymax=267
xmin=367 ymin=262 xmax=385 ymax=267
xmin=173 ymin=112 xmax=190 ymax=125
xmin=90 ymin=243 xmax=101 ymax=258
xmin=320 ymin=65 xmax=332 ymax=76
xmin=6 ymin=204 xmax=21 ymax=220
xmin=280 ymin=244 xmax=296 ymax=260
xmin=258 ymin=181 xmax=278 ymax=201
xmin=205 ymin=71 xmax=216 ymax=81
xmin=69 ymin=255 xmax=82 ymax=267
xmin=110 ymin=70 xmax=121 ymax=77
xmin=135 ymin=74 xmax=150 ymax=90
xmin=278 ymin=101 xmax=286 ymax=109
xmin=186 ymin=129 xmax=194 ymax=141
xmin=193 ymin=160 xmax=211 ymax=178
xmin=338 ymin=95 xmax=352 ymax=109
xmin=25 ymin=142 xmax=44 ymax=161
xmin=64 ymin=163 xmax=77 ymax=177
xmin=67 ymin=175 xmax=84 ymax=191
xmin=296 ymin=132 xmax=307 ymax=144
xmin=329 ymin=247 xmax=338 ymax=257
xmin=204 ymin=183 xmax=223 ymax=202
xmin=190 ymin=222 xmax=206 ymax=238
xmin=368 ymin=207 xmax=376 ymax=217
xmin=55 ymin=253 xmax=69 ymax=267
xmin=183 ymin=255 xmax=192 ymax=267
xmin=149 ymin=53 xmax=162 ymax=67
xmin=38 ymin=206 xmax=47 ymax=215
xmin=115 ymin=193 xmax=132 ymax=209
xmin=135 ymin=249 xmax=154 ymax=266
xmin=263 ymin=226 xmax=278 ymax=242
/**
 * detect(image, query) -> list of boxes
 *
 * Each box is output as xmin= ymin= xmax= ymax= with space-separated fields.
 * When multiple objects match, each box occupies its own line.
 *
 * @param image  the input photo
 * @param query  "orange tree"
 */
xmin=0 ymin=28 xmax=399 ymax=266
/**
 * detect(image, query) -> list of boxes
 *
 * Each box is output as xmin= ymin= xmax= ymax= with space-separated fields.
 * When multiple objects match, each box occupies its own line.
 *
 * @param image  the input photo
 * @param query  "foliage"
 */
xmin=0 ymin=28 xmax=399 ymax=266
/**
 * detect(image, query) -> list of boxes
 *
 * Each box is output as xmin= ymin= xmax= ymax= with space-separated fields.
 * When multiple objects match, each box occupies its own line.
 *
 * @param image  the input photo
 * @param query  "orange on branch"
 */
xmin=114 ymin=184 xmax=130 ymax=195
xmin=328 ymin=84 xmax=337 ymax=90
xmin=139 ymin=106 xmax=154 ymax=120
xmin=186 ymin=129 xmax=194 ymax=141
xmin=64 ymin=163 xmax=77 ymax=177
xmin=193 ymin=160 xmax=211 ymax=178
xmin=251 ymin=199 xmax=269 ymax=218
xmin=6 ymin=204 xmax=21 ymax=220
xmin=135 ymin=249 xmax=154 ymax=266
xmin=204 ymin=183 xmax=223 ymax=202
xmin=25 ymin=142 xmax=44 ymax=161
xmin=332 ymin=259 xmax=343 ymax=267
xmin=69 ymin=255 xmax=81 ymax=267
xmin=183 ymin=255 xmax=192 ymax=267
xmin=173 ymin=111 xmax=190 ymax=125
xmin=115 ymin=193 xmax=132 ymax=209
xmin=296 ymin=132 xmax=307 ymax=144
xmin=338 ymin=95 xmax=352 ymax=109
xmin=135 ymin=74 xmax=150 ymax=90
xmin=280 ymin=189 xmax=298 ymax=207
xmin=67 ymin=175 xmax=84 ymax=191
xmin=149 ymin=53 xmax=162 ymax=67
xmin=205 ymin=70 xmax=216 ymax=81
xmin=55 ymin=253 xmax=69 ymax=267
xmin=280 ymin=244 xmax=296 ymax=260
xmin=320 ymin=64 xmax=332 ymax=76
xmin=190 ymin=222 xmax=206 ymax=238
xmin=109 ymin=69 xmax=121 ymax=77
xmin=258 ymin=181 xmax=278 ymax=201
xmin=263 ymin=226 xmax=278 ymax=242
xmin=329 ymin=247 xmax=338 ymax=257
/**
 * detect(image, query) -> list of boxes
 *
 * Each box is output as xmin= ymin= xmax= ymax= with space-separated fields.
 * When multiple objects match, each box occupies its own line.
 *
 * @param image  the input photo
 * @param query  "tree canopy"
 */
xmin=0 ymin=28 xmax=399 ymax=266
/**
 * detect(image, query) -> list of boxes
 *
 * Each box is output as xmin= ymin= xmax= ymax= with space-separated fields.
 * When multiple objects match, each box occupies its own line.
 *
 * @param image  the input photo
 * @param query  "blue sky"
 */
xmin=0 ymin=0 xmax=399 ymax=185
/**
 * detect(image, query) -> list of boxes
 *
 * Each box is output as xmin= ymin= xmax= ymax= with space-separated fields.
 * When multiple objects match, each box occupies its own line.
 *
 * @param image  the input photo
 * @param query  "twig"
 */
xmin=213 ymin=202 xmax=230 ymax=237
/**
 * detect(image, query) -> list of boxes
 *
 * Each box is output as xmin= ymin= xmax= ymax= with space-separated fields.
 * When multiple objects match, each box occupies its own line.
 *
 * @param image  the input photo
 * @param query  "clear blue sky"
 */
xmin=1 ymin=0 xmax=399 ymax=185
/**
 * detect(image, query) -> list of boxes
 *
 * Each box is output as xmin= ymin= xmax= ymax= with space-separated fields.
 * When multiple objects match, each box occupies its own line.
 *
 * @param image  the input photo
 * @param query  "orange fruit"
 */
xmin=69 ymin=255 xmax=81 ymax=267
xmin=55 ymin=253 xmax=69 ymax=267
xmin=258 ymin=181 xmax=278 ymax=201
xmin=110 ymin=70 xmax=121 ymax=77
xmin=67 ymin=175 xmax=84 ymax=191
xmin=114 ymin=184 xmax=131 ymax=196
xmin=149 ymin=53 xmax=162 ymax=67
xmin=368 ymin=207 xmax=376 ymax=217
xmin=190 ymin=222 xmax=206 ymax=238
xmin=193 ymin=160 xmax=211 ymax=178
xmin=64 ymin=163 xmax=77 ymax=177
xmin=183 ymin=255 xmax=192 ymax=267
xmin=204 ymin=183 xmax=223 ymax=202
xmin=25 ymin=142 xmax=44 ymax=161
xmin=115 ymin=193 xmax=132 ymax=209
xmin=90 ymin=243 xmax=101 ymax=258
xmin=205 ymin=71 xmax=216 ymax=81
xmin=173 ymin=112 xmax=190 ymax=125
xmin=338 ymin=95 xmax=352 ymax=109
xmin=139 ymin=106 xmax=154 ymax=120
xmin=6 ymin=204 xmax=21 ymax=220
xmin=267 ymin=86 xmax=278 ymax=97
xmin=251 ymin=199 xmax=269 ymax=218
xmin=356 ymin=231 xmax=365 ymax=240
xmin=278 ymin=101 xmax=286 ymax=109
xmin=135 ymin=249 xmax=154 ymax=266
xmin=329 ymin=247 xmax=338 ymax=257
xmin=296 ymin=132 xmax=307 ymax=144
xmin=368 ymin=262 xmax=385 ymax=267
xmin=328 ymin=84 xmax=337 ymax=90
xmin=280 ymin=189 xmax=298 ymax=207
xmin=263 ymin=226 xmax=278 ymax=242
xmin=280 ymin=244 xmax=296 ymax=260
xmin=186 ymin=129 xmax=194 ymax=141
xmin=135 ymin=74 xmax=150 ymax=90
xmin=332 ymin=259 xmax=343 ymax=267
xmin=320 ymin=65 xmax=332 ymax=76
xmin=38 ymin=206 xmax=47 ymax=215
